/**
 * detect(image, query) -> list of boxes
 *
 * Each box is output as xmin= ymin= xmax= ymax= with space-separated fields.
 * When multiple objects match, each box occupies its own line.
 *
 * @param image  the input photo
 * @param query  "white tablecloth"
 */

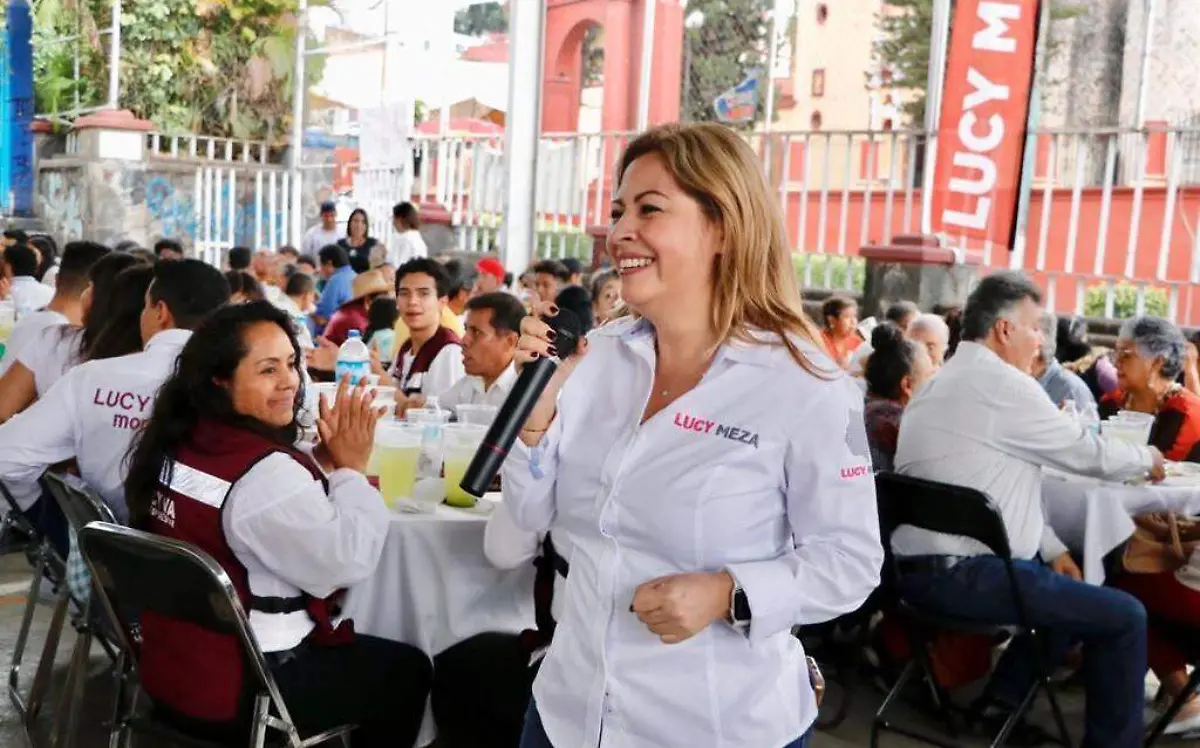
xmin=343 ymin=494 xmax=536 ymax=746
xmin=1042 ymin=473 xmax=1200 ymax=584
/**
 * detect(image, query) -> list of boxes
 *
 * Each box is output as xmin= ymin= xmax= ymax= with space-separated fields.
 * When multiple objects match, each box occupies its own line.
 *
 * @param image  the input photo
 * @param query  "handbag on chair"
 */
xmin=1122 ymin=512 xmax=1200 ymax=574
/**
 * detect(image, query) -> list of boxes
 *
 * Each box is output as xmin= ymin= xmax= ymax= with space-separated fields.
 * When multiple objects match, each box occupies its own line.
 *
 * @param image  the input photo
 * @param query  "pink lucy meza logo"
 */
xmin=673 ymin=412 xmax=760 ymax=449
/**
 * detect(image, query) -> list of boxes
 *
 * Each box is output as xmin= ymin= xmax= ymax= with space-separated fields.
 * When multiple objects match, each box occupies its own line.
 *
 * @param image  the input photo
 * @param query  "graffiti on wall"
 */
xmin=39 ymin=170 xmax=84 ymax=241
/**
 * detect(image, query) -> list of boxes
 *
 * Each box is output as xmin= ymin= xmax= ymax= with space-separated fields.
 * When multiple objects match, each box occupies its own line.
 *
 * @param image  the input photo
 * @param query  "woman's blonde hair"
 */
xmin=616 ymin=122 xmax=829 ymax=377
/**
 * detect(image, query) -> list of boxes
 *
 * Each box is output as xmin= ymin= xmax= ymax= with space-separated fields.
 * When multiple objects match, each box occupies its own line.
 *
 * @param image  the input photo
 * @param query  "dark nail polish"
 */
xmin=530 ymin=352 xmax=540 ymax=358
xmin=548 ymin=304 xmax=559 ymax=315
xmin=546 ymin=329 xmax=557 ymax=341
xmin=548 ymin=345 xmax=558 ymax=357
xmin=629 ymin=604 xmax=635 ymax=612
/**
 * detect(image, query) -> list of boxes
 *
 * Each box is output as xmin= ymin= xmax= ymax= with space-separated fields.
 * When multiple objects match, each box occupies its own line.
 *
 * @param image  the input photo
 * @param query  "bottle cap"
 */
xmin=347 ymin=330 xmax=362 ymax=338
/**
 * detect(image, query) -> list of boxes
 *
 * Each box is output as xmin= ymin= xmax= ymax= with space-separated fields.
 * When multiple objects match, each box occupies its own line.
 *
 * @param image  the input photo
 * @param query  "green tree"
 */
xmin=454 ymin=2 xmax=507 ymax=37
xmin=873 ymin=0 xmax=1085 ymax=126
xmin=32 ymin=0 xmax=326 ymax=141
xmin=681 ymin=0 xmax=772 ymax=125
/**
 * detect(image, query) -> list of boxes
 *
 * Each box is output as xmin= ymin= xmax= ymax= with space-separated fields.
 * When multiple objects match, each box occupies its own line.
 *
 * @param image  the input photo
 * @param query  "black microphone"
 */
xmin=459 ymin=308 xmax=582 ymax=498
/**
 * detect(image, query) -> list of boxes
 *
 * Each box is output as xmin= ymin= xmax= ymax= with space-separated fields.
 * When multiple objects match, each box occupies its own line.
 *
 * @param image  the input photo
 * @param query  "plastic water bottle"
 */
xmin=334 ymin=330 xmax=371 ymax=385
xmin=1062 ymin=399 xmax=1079 ymax=423
xmin=1080 ymin=402 xmax=1101 ymax=437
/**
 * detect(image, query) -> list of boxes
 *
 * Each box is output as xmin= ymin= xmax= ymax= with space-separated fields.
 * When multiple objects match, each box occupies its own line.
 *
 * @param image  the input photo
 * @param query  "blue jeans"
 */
xmin=897 ymin=556 xmax=1147 ymax=748
xmin=519 ymin=699 xmax=812 ymax=748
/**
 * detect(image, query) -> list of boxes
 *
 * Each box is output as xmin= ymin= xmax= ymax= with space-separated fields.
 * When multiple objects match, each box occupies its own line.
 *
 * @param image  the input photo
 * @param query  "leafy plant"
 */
xmin=1083 ymin=283 xmax=1168 ymax=320
xmin=681 ymin=0 xmax=773 ymax=125
xmin=792 ymin=253 xmax=866 ymax=293
xmin=454 ymin=2 xmax=507 ymax=37
xmin=32 ymin=0 xmax=328 ymax=140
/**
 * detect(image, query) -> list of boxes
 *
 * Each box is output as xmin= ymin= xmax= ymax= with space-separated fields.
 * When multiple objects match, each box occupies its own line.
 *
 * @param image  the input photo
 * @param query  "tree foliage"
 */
xmin=681 ymin=0 xmax=772 ymax=125
xmin=873 ymin=0 xmax=1086 ymax=126
xmin=32 ymin=0 xmax=326 ymax=141
xmin=454 ymin=2 xmax=507 ymax=37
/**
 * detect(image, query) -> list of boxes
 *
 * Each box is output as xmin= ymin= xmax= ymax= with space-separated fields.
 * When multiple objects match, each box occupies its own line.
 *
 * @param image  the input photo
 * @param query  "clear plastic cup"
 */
xmin=313 ymin=382 xmax=395 ymax=419
xmin=406 ymin=408 xmax=451 ymax=478
xmin=370 ymin=423 xmax=423 ymax=508
xmin=456 ymin=403 xmax=499 ymax=427
xmin=442 ymin=424 xmax=487 ymax=508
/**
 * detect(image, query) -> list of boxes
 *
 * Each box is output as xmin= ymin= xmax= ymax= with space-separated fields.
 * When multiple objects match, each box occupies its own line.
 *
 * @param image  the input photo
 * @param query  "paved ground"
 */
xmin=0 ymin=549 xmax=1178 ymax=748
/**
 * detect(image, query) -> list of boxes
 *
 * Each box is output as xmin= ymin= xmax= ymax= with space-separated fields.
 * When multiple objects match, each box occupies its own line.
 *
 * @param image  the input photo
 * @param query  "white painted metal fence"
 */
xmin=363 ymin=126 xmax=1200 ymax=324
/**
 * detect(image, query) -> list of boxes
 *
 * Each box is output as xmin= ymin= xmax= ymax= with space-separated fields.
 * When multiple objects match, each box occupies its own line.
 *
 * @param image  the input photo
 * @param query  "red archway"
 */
xmin=543 ymin=0 xmax=683 ymax=134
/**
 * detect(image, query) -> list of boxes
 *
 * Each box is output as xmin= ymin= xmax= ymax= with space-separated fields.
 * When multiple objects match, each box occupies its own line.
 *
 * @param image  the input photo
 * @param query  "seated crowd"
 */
xmin=0 ymin=227 xmax=619 ymax=746
xmin=7 ymin=216 xmax=1200 ymax=746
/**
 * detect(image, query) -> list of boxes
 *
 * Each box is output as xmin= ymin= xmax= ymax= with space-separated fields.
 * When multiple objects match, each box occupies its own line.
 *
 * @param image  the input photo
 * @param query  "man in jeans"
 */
xmin=894 ymin=271 xmax=1166 ymax=748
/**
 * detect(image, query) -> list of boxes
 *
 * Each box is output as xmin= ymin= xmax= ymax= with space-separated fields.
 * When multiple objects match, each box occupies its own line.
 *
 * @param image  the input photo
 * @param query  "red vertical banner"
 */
xmin=930 ymin=0 xmax=1040 ymax=255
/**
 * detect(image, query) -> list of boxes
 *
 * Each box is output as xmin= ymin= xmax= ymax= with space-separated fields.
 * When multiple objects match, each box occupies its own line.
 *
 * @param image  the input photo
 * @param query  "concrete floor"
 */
xmin=0 ymin=549 xmax=1185 ymax=748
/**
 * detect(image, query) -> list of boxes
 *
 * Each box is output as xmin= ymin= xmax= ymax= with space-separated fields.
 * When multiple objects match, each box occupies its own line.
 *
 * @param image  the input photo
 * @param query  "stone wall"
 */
xmin=34 ymin=133 xmax=337 ymax=251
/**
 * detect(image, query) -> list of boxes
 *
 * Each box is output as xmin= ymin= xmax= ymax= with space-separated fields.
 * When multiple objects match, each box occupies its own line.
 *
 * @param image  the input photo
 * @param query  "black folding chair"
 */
xmin=78 ymin=522 xmax=354 ymax=748
xmin=870 ymin=473 xmax=1072 ymax=748
xmin=1144 ymin=618 xmax=1200 ymax=746
xmin=4 ymin=477 xmax=66 ymax=729
xmin=38 ymin=472 xmax=122 ymax=748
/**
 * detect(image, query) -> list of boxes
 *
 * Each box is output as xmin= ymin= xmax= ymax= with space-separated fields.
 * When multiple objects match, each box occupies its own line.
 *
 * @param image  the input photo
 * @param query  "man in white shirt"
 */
xmin=391 ymin=202 xmax=428 ymax=265
xmin=400 ymin=292 xmax=522 ymax=417
xmin=0 ymin=260 xmax=230 ymax=543
xmin=3 ymin=242 xmax=54 ymax=316
xmin=894 ymin=271 xmax=1163 ymax=747
xmin=386 ymin=258 xmax=464 ymax=399
xmin=1 ymin=241 xmax=109 ymax=376
xmin=301 ymin=201 xmax=343 ymax=257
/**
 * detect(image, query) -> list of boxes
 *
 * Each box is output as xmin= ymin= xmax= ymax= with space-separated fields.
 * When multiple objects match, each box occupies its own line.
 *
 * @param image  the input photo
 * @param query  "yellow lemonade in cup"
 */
xmin=372 ymin=423 xmax=422 ymax=508
xmin=442 ymin=424 xmax=487 ymax=508
xmin=0 ymin=304 xmax=15 ymax=363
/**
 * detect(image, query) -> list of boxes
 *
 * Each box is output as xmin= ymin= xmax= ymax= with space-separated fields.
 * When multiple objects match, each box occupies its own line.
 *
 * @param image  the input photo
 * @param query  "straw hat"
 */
xmin=345 ymin=270 xmax=392 ymax=305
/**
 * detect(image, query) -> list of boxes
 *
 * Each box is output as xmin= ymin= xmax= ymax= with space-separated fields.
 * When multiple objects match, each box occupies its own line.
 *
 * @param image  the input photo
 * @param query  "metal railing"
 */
xmin=355 ymin=126 xmax=1200 ymax=324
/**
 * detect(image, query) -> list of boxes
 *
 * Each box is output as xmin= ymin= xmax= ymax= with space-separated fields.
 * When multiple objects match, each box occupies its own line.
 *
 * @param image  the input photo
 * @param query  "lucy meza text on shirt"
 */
xmin=673 ymin=411 xmax=760 ymax=449
xmin=92 ymin=387 xmax=154 ymax=431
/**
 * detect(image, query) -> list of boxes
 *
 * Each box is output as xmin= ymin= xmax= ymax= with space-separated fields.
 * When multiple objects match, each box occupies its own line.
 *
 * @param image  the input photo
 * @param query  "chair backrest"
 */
xmin=41 ymin=472 xmax=117 ymax=532
xmin=875 ymin=472 xmax=1013 ymax=560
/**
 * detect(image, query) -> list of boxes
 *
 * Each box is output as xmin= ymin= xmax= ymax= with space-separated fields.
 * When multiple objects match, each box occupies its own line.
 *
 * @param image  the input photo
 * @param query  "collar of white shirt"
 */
xmin=145 ymin=328 xmax=193 ymax=353
xmin=598 ymin=316 xmax=790 ymax=369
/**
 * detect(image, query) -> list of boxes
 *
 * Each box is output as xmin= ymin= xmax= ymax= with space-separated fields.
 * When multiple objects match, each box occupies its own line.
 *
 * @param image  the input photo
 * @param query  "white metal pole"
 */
xmin=108 ymin=0 xmax=122 ymax=108
xmin=920 ymin=0 xmax=952 ymax=236
xmin=1009 ymin=0 xmax=1052 ymax=269
xmin=500 ymin=0 xmax=547 ymax=275
xmin=764 ymin=0 xmax=781 ymax=133
xmin=636 ymin=0 xmax=657 ymax=131
xmin=288 ymin=0 xmax=307 ymax=247
xmin=1135 ymin=0 xmax=1157 ymax=128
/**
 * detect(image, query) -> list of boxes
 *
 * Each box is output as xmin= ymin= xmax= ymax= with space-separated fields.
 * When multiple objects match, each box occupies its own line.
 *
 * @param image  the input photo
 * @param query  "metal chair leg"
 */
xmin=49 ymin=623 xmax=92 ymax=748
xmin=1146 ymin=668 xmax=1200 ymax=747
xmin=25 ymin=584 xmax=72 ymax=727
xmin=8 ymin=545 xmax=49 ymax=717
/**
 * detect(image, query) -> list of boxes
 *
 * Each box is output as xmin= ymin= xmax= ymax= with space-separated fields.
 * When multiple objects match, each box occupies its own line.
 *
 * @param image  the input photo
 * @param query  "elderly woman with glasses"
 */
xmin=1100 ymin=316 xmax=1200 ymax=462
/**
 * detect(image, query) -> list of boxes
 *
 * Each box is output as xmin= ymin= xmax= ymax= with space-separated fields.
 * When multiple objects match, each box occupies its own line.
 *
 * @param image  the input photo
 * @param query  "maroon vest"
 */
xmin=394 ymin=325 xmax=461 ymax=395
xmin=140 ymin=419 xmax=352 ymax=724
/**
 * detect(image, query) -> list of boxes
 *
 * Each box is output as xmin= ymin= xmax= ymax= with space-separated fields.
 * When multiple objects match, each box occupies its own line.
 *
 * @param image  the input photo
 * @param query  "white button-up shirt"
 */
xmin=0 ymin=329 xmax=193 ymax=519
xmin=18 ymin=325 xmax=83 ymax=396
xmin=1 ymin=309 xmax=66 ymax=375
xmin=440 ymin=361 xmax=517 ymax=415
xmin=894 ymin=341 xmax=1154 ymax=561
xmin=396 ymin=344 xmax=465 ymax=401
xmin=8 ymin=276 xmax=53 ymax=316
xmin=210 ymin=452 xmax=390 ymax=652
xmin=501 ymin=318 xmax=882 ymax=748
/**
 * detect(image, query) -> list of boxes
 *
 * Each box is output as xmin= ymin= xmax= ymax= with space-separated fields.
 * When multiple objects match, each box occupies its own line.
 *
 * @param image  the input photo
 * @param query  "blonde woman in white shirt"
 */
xmin=504 ymin=123 xmax=883 ymax=748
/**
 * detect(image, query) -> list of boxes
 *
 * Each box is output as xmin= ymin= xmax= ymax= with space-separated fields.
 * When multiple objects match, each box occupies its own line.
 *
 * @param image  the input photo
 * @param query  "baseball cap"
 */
xmin=319 ymin=200 xmax=336 ymax=214
xmin=476 ymin=257 xmax=506 ymax=282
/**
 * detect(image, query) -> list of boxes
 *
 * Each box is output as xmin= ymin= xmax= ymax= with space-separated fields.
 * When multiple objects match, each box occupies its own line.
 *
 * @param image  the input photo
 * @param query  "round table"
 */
xmin=1042 ymin=471 xmax=1200 ymax=584
xmin=343 ymin=493 xmax=536 ymax=747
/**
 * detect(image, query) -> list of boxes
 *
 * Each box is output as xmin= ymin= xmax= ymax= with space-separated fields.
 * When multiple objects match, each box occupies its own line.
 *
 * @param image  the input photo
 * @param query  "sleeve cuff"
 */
xmin=726 ymin=558 xmax=799 ymax=644
xmin=1039 ymin=529 xmax=1069 ymax=562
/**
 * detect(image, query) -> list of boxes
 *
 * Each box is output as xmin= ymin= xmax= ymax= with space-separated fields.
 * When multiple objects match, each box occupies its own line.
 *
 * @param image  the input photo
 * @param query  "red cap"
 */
xmin=476 ymin=257 xmax=506 ymax=281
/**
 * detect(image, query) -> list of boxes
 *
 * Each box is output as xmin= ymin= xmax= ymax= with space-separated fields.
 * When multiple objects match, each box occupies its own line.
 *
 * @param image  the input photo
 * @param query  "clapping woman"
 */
xmin=124 ymin=301 xmax=430 ymax=746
